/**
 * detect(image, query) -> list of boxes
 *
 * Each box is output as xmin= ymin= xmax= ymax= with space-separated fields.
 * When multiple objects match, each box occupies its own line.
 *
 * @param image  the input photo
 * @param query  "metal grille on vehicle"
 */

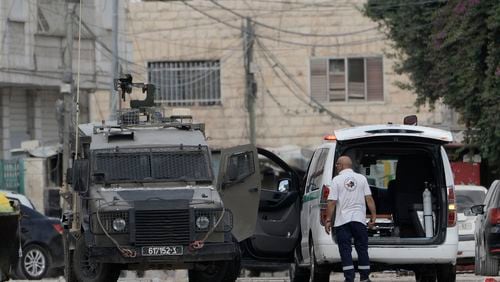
xmin=194 ymin=209 xmax=233 ymax=232
xmin=135 ymin=210 xmax=191 ymax=246
xmin=91 ymin=211 xmax=129 ymax=234
xmin=92 ymin=146 xmax=212 ymax=183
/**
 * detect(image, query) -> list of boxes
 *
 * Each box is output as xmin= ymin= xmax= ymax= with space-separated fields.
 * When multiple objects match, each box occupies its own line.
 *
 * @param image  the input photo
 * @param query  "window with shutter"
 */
xmin=310 ymin=56 xmax=384 ymax=102
xmin=347 ymin=58 xmax=366 ymax=99
xmin=366 ymin=57 xmax=384 ymax=101
xmin=329 ymin=59 xmax=346 ymax=101
xmin=310 ymin=58 xmax=328 ymax=102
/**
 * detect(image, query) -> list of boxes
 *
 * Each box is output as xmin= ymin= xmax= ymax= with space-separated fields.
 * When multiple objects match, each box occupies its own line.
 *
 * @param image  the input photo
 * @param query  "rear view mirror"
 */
xmin=278 ymin=179 xmax=290 ymax=192
xmin=469 ymin=204 xmax=485 ymax=215
xmin=72 ymin=160 xmax=90 ymax=193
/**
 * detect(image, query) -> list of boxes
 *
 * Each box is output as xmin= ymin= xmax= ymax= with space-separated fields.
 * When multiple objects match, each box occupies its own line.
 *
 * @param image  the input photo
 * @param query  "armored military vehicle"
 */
xmin=62 ymin=75 xmax=261 ymax=282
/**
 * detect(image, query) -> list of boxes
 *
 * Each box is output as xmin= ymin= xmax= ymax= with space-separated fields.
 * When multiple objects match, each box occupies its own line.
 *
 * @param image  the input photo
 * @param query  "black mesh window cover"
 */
xmin=92 ymin=146 xmax=213 ymax=183
xmin=228 ymin=151 xmax=255 ymax=181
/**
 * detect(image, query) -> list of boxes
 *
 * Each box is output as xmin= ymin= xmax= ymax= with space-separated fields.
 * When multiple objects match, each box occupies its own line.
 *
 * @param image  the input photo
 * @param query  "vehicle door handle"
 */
xmin=248 ymin=187 xmax=258 ymax=193
xmin=21 ymin=227 xmax=28 ymax=233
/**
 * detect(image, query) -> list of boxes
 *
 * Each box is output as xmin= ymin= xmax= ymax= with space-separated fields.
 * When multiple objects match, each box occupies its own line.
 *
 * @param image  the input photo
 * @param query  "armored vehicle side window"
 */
xmin=226 ymin=151 xmax=255 ymax=182
xmin=92 ymin=146 xmax=213 ymax=183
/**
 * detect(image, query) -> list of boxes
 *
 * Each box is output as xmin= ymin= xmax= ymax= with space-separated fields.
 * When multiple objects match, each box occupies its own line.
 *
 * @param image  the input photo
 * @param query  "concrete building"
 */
xmin=127 ymin=0 xmax=458 ymax=150
xmin=0 ymin=0 xmax=130 ymax=211
xmin=0 ymin=0 xmax=130 ymax=160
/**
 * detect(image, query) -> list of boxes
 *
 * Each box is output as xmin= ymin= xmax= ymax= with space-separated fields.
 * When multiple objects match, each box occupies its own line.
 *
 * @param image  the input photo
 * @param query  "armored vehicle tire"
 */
xmin=188 ymin=260 xmax=239 ymax=282
xmin=63 ymin=232 xmax=76 ymax=282
xmin=73 ymin=237 xmax=120 ymax=282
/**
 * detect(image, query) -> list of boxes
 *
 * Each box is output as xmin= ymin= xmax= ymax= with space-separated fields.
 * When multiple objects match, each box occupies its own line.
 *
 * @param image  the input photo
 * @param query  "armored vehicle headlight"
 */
xmin=195 ymin=215 xmax=210 ymax=230
xmin=112 ymin=218 xmax=127 ymax=232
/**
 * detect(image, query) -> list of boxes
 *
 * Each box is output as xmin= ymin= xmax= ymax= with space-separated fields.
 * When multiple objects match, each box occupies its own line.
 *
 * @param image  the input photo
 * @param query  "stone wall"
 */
xmin=127 ymin=0 xmax=447 ymax=149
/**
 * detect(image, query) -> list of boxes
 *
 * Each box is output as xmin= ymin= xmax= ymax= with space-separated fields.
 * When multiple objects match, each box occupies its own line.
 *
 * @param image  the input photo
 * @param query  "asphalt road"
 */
xmin=7 ymin=270 xmax=500 ymax=282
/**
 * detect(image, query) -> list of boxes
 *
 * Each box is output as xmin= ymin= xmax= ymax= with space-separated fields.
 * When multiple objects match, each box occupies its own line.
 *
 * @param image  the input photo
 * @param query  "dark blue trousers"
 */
xmin=335 ymin=221 xmax=370 ymax=282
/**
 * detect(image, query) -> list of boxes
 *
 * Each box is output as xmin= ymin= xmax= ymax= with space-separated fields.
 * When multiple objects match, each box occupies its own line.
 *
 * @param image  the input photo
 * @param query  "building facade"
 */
xmin=0 ymin=0 xmax=129 ymax=159
xmin=127 ymin=0 xmax=454 ymax=150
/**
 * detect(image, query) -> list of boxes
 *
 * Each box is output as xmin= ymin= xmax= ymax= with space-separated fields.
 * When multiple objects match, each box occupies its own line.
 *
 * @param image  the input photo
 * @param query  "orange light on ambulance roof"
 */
xmin=323 ymin=135 xmax=337 ymax=141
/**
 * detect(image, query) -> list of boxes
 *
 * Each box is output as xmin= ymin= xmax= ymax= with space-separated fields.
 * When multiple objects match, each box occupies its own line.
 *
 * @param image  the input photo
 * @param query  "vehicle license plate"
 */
xmin=141 ymin=246 xmax=183 ymax=256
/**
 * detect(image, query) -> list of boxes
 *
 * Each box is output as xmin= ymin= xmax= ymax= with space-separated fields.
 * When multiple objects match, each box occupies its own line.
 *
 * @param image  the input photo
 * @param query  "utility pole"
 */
xmin=243 ymin=17 xmax=256 ymax=145
xmin=60 ymin=0 xmax=75 ymax=204
xmin=109 ymin=0 xmax=119 ymax=120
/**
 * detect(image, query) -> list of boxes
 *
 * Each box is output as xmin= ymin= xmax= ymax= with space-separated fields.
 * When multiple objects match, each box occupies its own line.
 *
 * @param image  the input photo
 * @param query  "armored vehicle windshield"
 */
xmin=81 ymin=124 xmax=213 ymax=184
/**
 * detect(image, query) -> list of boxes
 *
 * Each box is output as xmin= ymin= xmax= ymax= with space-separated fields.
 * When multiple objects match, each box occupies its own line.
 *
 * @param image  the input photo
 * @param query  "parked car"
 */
xmin=1 ymin=191 xmax=64 ymax=280
xmin=471 ymin=180 xmax=500 ymax=276
xmin=455 ymin=185 xmax=487 ymax=264
xmin=290 ymin=124 xmax=458 ymax=282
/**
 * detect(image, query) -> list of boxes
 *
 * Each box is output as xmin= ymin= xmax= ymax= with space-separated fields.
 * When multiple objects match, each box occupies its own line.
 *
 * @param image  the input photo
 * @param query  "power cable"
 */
xmin=208 ymin=0 xmax=379 ymax=37
xmin=181 ymin=1 xmax=386 ymax=48
xmin=257 ymin=38 xmax=359 ymax=126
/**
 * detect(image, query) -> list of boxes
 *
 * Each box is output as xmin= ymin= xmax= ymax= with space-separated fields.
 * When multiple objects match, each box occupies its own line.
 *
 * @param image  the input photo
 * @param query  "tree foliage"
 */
xmin=365 ymin=0 xmax=500 ymax=169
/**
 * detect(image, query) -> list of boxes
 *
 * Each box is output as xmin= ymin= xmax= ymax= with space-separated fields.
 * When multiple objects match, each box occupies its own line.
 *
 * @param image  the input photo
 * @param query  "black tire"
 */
xmin=189 ymin=261 xmax=232 ymax=282
xmin=436 ymin=264 xmax=456 ymax=282
xmin=222 ymin=242 xmax=241 ymax=282
xmin=414 ymin=268 xmax=436 ymax=282
xmin=20 ymin=244 xmax=50 ymax=280
xmin=63 ymin=232 xmax=77 ymax=282
xmin=289 ymin=261 xmax=310 ymax=282
xmin=73 ymin=236 xmax=120 ymax=282
xmin=309 ymin=243 xmax=330 ymax=282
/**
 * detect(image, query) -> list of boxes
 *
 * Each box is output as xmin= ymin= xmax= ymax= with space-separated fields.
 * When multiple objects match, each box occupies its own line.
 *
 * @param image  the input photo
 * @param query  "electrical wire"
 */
xmin=257 ymin=38 xmax=359 ymax=126
xmin=208 ymin=0 xmax=379 ymax=38
xmin=189 ymin=207 xmax=226 ymax=251
xmin=182 ymin=1 xmax=386 ymax=48
xmin=95 ymin=201 xmax=136 ymax=258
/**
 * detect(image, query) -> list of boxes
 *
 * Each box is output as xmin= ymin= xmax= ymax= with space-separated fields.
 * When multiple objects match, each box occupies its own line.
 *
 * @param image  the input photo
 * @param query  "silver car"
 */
xmin=455 ymin=185 xmax=487 ymax=264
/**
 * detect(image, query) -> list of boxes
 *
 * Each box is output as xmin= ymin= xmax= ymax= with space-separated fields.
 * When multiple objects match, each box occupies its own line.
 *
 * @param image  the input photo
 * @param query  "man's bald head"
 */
xmin=336 ymin=156 xmax=353 ymax=172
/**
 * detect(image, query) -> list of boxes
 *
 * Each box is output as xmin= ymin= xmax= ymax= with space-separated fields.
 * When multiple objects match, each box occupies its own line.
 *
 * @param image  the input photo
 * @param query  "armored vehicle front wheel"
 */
xmin=63 ymin=231 xmax=76 ymax=282
xmin=73 ymin=237 xmax=120 ymax=282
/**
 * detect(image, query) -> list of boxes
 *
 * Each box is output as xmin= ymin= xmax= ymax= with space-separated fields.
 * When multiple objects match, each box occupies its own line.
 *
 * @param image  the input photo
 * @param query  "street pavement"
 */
xmin=7 ymin=270 xmax=500 ymax=282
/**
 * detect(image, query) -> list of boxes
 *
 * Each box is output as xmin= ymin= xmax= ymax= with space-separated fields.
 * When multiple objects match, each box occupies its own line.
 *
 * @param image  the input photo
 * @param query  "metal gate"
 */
xmin=0 ymin=159 xmax=24 ymax=193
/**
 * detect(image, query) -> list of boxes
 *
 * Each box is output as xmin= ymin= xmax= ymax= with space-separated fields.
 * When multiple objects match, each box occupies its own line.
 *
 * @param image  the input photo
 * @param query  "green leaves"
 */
xmin=365 ymin=0 xmax=500 ymax=169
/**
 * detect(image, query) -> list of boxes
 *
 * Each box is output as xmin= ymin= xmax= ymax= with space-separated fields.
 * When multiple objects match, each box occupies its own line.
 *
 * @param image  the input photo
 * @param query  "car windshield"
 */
xmin=456 ymin=190 xmax=486 ymax=213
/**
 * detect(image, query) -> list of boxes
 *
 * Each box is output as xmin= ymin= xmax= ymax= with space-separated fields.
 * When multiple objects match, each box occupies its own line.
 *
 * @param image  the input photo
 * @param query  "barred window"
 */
xmin=310 ymin=57 xmax=384 ymax=102
xmin=148 ymin=60 xmax=221 ymax=106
